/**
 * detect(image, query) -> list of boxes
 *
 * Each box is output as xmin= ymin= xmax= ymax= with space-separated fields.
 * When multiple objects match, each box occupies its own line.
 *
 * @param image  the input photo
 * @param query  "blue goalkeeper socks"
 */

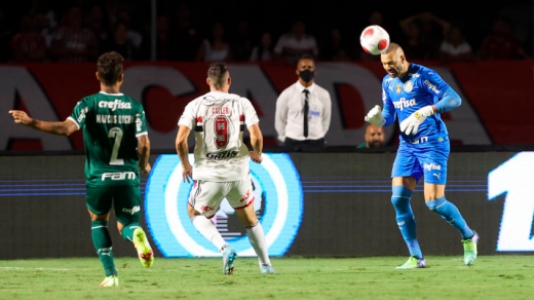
xmin=391 ymin=186 xmax=422 ymax=259
xmin=426 ymin=196 xmax=474 ymax=239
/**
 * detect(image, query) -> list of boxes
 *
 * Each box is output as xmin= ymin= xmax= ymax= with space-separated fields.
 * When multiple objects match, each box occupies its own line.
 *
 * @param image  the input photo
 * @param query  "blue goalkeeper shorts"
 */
xmin=391 ymin=139 xmax=450 ymax=184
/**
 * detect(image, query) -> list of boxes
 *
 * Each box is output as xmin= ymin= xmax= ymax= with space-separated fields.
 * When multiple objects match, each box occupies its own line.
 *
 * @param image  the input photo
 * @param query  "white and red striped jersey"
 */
xmin=178 ymin=91 xmax=259 ymax=182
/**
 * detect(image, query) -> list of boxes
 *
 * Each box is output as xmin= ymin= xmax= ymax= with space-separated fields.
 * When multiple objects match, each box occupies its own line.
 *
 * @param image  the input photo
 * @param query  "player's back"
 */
xmin=185 ymin=91 xmax=257 ymax=182
xmin=71 ymin=92 xmax=146 ymax=186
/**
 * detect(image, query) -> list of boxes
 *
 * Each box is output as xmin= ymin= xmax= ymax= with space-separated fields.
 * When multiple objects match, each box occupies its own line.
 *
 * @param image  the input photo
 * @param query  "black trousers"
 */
xmin=284 ymin=137 xmax=326 ymax=152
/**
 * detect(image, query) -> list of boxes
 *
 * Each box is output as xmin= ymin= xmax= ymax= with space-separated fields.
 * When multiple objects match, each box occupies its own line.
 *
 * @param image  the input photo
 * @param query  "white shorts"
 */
xmin=188 ymin=175 xmax=254 ymax=218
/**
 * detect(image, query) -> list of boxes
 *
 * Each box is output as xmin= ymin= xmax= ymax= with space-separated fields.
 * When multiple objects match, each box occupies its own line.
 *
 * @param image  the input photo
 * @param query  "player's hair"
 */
xmin=207 ymin=62 xmax=229 ymax=89
xmin=97 ymin=51 xmax=124 ymax=86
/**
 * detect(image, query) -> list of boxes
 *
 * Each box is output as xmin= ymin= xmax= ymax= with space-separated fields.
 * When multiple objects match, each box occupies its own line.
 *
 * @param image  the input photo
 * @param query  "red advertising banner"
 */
xmin=1 ymin=60 xmax=533 ymax=151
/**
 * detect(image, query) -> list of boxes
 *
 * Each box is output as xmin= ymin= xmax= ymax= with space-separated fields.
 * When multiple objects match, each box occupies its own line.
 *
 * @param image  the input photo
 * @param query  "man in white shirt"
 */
xmin=175 ymin=62 xmax=275 ymax=275
xmin=273 ymin=20 xmax=319 ymax=64
xmin=275 ymin=54 xmax=332 ymax=151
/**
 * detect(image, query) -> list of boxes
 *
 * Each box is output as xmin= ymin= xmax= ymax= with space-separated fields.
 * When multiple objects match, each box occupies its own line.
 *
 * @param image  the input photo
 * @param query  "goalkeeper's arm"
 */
xmin=435 ymin=86 xmax=462 ymax=113
xmin=365 ymin=99 xmax=396 ymax=127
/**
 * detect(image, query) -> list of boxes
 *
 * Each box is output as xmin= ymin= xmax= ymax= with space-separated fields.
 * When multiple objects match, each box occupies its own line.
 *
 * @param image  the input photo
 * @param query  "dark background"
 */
xmin=1 ymin=0 xmax=532 ymax=59
xmin=0 ymin=151 xmax=517 ymax=259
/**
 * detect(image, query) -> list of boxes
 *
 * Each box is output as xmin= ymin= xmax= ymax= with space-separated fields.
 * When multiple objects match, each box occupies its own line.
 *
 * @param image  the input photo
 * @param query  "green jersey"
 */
xmin=68 ymin=92 xmax=148 ymax=187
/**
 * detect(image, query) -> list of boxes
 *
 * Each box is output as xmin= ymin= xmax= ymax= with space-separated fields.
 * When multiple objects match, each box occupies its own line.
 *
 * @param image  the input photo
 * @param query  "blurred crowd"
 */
xmin=0 ymin=0 xmax=531 ymax=64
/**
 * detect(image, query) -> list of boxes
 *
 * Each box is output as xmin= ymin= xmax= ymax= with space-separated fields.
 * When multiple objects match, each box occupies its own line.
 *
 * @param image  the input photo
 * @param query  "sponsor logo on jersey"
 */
xmin=202 ymin=95 xmax=234 ymax=106
xmin=424 ymin=80 xmax=440 ymax=94
xmin=423 ymin=163 xmax=442 ymax=171
xmin=101 ymin=171 xmax=136 ymax=181
xmin=393 ymin=97 xmax=417 ymax=110
xmin=77 ymin=107 xmax=89 ymax=123
xmin=98 ymin=99 xmax=132 ymax=111
xmin=408 ymin=136 xmax=429 ymax=144
xmin=122 ymin=205 xmax=140 ymax=215
xmin=206 ymin=150 xmax=239 ymax=160
xmin=404 ymin=80 xmax=413 ymax=93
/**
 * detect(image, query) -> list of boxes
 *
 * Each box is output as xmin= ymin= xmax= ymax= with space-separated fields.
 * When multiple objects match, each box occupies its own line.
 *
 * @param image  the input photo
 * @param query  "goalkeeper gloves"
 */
xmin=364 ymin=105 xmax=385 ymax=127
xmin=399 ymin=105 xmax=435 ymax=135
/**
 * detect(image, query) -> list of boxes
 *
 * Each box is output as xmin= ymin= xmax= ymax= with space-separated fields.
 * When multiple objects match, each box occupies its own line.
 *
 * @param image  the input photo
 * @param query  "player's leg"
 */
xmin=86 ymin=186 xmax=118 ymax=287
xmin=420 ymin=146 xmax=478 ymax=265
xmin=391 ymin=147 xmax=426 ymax=269
xmin=187 ymin=180 xmax=235 ymax=274
xmin=226 ymin=176 xmax=275 ymax=274
xmin=114 ymin=185 xmax=154 ymax=268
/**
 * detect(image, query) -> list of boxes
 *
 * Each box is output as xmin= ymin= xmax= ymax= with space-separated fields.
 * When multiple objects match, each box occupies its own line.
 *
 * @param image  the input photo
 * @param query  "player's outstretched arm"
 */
xmin=137 ymin=135 xmax=151 ymax=175
xmin=175 ymin=125 xmax=192 ymax=182
xmin=8 ymin=110 xmax=78 ymax=136
xmin=248 ymin=123 xmax=263 ymax=164
xmin=364 ymin=105 xmax=386 ymax=127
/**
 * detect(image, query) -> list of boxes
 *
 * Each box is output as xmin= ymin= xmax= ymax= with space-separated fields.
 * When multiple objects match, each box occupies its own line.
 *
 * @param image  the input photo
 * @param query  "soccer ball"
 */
xmin=360 ymin=25 xmax=390 ymax=55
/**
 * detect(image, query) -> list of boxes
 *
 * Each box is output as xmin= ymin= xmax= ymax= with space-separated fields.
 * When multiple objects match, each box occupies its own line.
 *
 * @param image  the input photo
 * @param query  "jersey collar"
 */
xmin=99 ymin=91 xmax=124 ymax=96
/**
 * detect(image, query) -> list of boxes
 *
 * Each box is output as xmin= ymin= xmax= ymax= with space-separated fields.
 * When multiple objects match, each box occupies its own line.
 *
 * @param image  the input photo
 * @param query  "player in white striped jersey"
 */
xmin=175 ymin=62 xmax=275 ymax=275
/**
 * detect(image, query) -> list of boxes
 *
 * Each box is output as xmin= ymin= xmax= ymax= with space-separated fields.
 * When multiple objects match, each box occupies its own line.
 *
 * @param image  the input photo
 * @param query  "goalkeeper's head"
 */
xmin=96 ymin=51 xmax=125 ymax=87
xmin=380 ymin=42 xmax=409 ymax=78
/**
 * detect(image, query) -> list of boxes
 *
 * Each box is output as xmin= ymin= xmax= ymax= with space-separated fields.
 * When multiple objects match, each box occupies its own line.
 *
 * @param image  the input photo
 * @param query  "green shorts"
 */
xmin=86 ymin=185 xmax=141 ymax=225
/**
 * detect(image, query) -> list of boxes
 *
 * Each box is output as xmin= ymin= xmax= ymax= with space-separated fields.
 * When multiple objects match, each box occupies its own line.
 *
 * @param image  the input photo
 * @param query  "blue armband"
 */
xmin=435 ymin=86 xmax=462 ymax=113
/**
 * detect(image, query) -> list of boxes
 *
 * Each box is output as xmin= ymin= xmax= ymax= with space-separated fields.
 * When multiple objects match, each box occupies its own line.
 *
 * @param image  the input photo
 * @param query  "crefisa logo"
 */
xmin=144 ymin=153 xmax=303 ymax=257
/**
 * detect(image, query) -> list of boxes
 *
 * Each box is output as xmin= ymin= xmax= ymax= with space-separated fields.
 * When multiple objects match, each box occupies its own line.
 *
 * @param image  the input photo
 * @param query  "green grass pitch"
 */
xmin=1 ymin=255 xmax=533 ymax=299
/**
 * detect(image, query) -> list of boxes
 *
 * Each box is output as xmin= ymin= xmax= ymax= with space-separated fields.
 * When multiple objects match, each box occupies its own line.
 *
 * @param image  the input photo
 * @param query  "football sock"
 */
xmin=120 ymin=223 xmax=142 ymax=241
xmin=91 ymin=220 xmax=117 ymax=277
xmin=246 ymin=222 xmax=271 ymax=266
xmin=191 ymin=215 xmax=227 ymax=251
xmin=391 ymin=186 xmax=423 ymax=259
xmin=426 ymin=196 xmax=474 ymax=239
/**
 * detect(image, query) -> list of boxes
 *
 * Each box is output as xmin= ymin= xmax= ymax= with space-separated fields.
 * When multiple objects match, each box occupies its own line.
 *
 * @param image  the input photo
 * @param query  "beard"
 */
xmin=369 ymin=141 xmax=383 ymax=148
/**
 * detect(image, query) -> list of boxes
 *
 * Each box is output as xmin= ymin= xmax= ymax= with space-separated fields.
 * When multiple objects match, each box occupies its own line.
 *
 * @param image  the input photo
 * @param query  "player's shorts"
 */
xmin=391 ymin=140 xmax=450 ymax=185
xmin=86 ymin=185 xmax=141 ymax=225
xmin=188 ymin=174 xmax=254 ymax=219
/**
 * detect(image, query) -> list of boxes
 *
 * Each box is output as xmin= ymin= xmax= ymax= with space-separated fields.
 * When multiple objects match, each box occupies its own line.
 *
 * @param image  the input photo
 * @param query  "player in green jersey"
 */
xmin=9 ymin=51 xmax=154 ymax=287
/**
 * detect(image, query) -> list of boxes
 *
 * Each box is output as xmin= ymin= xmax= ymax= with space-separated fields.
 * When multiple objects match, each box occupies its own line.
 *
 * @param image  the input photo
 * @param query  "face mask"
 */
xmin=299 ymin=69 xmax=315 ymax=82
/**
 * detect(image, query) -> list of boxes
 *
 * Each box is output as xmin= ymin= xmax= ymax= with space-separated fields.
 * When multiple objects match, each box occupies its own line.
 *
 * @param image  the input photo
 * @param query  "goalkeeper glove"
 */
xmin=364 ymin=105 xmax=385 ymax=127
xmin=399 ymin=105 xmax=435 ymax=135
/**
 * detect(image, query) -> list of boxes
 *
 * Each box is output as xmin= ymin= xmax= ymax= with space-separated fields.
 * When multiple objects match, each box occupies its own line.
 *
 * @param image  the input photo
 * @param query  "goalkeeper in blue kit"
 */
xmin=365 ymin=43 xmax=478 ymax=269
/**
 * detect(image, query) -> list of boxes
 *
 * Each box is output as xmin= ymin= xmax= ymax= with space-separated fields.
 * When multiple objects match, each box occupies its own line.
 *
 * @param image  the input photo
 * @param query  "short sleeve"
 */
xmin=135 ymin=106 xmax=148 ymax=137
xmin=178 ymin=102 xmax=196 ymax=129
xmin=242 ymin=98 xmax=259 ymax=128
xmin=68 ymin=98 xmax=91 ymax=129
